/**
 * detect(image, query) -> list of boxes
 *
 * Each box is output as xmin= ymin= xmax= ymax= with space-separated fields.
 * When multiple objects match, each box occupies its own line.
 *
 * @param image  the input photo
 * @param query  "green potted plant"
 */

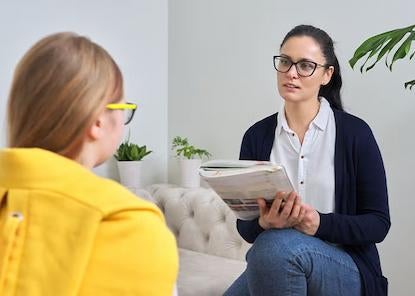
xmin=349 ymin=24 xmax=415 ymax=90
xmin=115 ymin=138 xmax=152 ymax=190
xmin=172 ymin=136 xmax=211 ymax=188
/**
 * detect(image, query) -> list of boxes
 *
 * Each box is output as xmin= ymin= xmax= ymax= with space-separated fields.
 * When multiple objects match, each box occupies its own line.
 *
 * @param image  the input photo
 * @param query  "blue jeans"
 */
xmin=224 ymin=229 xmax=361 ymax=296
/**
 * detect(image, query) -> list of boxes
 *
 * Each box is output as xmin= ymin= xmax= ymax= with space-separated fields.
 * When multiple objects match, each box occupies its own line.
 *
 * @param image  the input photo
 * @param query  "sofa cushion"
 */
xmin=178 ymin=248 xmax=246 ymax=296
xmin=148 ymin=184 xmax=251 ymax=261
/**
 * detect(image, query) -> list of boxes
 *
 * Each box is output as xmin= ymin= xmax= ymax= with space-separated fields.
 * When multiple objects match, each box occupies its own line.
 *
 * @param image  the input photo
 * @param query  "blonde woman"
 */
xmin=0 ymin=32 xmax=178 ymax=295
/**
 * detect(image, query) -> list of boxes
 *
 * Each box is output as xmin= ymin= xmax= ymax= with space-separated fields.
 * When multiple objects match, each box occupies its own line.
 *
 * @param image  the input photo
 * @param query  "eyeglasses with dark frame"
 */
xmin=273 ymin=55 xmax=330 ymax=77
xmin=106 ymin=102 xmax=137 ymax=125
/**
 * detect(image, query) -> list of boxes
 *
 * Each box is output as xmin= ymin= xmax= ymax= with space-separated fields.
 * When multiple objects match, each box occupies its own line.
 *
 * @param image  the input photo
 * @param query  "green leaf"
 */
xmin=114 ymin=140 xmax=152 ymax=161
xmin=349 ymin=33 xmax=390 ymax=69
xmin=365 ymin=33 xmax=407 ymax=71
xmin=358 ymin=41 xmax=385 ymax=72
xmin=130 ymin=145 xmax=139 ymax=160
xmin=349 ymin=24 xmax=415 ymax=71
xmin=390 ymin=31 xmax=415 ymax=70
xmin=404 ymin=79 xmax=415 ymax=89
xmin=371 ymin=34 xmax=403 ymax=70
xmin=171 ymin=136 xmax=211 ymax=159
xmin=410 ymin=50 xmax=415 ymax=60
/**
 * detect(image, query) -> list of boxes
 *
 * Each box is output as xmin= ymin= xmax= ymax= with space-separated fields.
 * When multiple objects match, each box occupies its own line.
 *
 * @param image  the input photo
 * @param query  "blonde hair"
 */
xmin=7 ymin=32 xmax=123 ymax=158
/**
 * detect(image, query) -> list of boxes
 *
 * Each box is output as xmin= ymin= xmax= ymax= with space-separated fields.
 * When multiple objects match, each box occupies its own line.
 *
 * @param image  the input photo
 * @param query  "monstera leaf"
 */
xmin=349 ymin=24 xmax=415 ymax=89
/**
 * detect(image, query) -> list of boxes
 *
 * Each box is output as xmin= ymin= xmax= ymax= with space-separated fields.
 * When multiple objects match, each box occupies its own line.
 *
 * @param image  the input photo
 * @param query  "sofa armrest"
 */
xmin=147 ymin=184 xmax=250 ymax=261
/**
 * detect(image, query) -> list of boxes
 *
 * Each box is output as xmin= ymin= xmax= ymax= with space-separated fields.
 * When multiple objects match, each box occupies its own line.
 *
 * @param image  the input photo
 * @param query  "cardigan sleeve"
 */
xmin=315 ymin=123 xmax=391 ymax=245
xmin=236 ymin=127 xmax=266 ymax=243
xmin=239 ymin=128 xmax=255 ymax=160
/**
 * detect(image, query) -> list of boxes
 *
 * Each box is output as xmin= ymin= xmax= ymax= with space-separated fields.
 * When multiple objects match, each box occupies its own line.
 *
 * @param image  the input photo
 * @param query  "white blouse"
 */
xmin=270 ymin=97 xmax=336 ymax=213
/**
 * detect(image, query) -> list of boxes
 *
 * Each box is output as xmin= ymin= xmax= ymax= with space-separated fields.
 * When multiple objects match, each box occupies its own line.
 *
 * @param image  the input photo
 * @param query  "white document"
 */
xmin=200 ymin=160 xmax=294 ymax=220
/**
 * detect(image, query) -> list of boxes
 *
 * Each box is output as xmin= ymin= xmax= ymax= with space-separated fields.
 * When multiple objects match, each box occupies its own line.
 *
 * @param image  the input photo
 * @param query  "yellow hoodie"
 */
xmin=0 ymin=148 xmax=178 ymax=295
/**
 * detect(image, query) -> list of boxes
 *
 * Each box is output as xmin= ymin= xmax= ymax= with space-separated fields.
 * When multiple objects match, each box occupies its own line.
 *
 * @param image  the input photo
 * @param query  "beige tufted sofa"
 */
xmin=147 ymin=184 xmax=251 ymax=296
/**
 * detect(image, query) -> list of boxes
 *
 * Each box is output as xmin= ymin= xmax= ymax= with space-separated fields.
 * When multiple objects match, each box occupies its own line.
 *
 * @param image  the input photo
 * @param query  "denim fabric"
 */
xmin=224 ymin=229 xmax=361 ymax=296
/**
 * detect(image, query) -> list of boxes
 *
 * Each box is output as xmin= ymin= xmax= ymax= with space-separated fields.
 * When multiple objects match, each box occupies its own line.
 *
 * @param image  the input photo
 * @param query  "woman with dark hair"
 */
xmin=224 ymin=25 xmax=390 ymax=296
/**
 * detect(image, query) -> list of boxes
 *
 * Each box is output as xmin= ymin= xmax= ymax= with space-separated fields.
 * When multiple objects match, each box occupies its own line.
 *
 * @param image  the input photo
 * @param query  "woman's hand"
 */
xmin=294 ymin=203 xmax=320 ymax=236
xmin=257 ymin=191 xmax=305 ymax=230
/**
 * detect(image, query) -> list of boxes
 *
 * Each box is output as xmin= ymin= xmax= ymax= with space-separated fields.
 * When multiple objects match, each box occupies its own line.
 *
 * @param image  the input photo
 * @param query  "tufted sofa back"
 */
xmin=147 ymin=184 xmax=251 ymax=261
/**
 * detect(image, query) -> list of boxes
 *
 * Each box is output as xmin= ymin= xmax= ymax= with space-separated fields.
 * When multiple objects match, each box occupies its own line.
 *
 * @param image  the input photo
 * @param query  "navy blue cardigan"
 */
xmin=238 ymin=109 xmax=390 ymax=296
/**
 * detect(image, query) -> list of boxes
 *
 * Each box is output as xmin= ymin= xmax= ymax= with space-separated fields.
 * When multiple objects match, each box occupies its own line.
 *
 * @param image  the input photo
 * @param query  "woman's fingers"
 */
xmin=290 ymin=199 xmax=301 ymax=219
xmin=275 ymin=191 xmax=288 ymax=200
xmin=269 ymin=196 xmax=283 ymax=214
xmin=298 ymin=206 xmax=306 ymax=222
xmin=257 ymin=192 xmax=306 ymax=229
xmin=269 ymin=191 xmax=286 ymax=214
xmin=257 ymin=198 xmax=271 ymax=229
xmin=279 ymin=192 xmax=296 ymax=218
xmin=257 ymin=198 xmax=268 ymax=217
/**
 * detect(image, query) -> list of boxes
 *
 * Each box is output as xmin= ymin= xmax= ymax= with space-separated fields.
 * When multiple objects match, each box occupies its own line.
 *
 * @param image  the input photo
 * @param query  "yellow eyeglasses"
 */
xmin=106 ymin=102 xmax=137 ymax=125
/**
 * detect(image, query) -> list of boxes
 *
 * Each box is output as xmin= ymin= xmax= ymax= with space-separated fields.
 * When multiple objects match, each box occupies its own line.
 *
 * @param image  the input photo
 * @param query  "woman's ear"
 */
xmin=322 ymin=65 xmax=334 ymax=86
xmin=86 ymin=114 xmax=105 ymax=141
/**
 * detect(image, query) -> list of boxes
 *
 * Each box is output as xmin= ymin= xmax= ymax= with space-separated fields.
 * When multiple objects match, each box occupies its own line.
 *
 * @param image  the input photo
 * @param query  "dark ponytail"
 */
xmin=281 ymin=25 xmax=343 ymax=111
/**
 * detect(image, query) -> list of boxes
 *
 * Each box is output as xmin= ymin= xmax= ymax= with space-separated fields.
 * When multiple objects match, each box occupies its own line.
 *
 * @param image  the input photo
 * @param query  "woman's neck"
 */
xmin=284 ymin=98 xmax=320 ymax=141
xmin=74 ymin=142 xmax=98 ymax=169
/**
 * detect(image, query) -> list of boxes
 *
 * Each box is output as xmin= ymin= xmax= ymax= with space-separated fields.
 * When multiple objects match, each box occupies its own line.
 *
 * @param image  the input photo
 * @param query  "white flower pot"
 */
xmin=180 ymin=159 xmax=202 ymax=188
xmin=117 ymin=161 xmax=142 ymax=191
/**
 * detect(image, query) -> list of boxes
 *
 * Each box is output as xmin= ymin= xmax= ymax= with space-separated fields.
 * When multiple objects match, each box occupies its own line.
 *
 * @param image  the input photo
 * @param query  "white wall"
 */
xmin=168 ymin=0 xmax=415 ymax=294
xmin=1 ymin=0 xmax=414 ymax=293
xmin=0 ymin=0 xmax=168 ymax=185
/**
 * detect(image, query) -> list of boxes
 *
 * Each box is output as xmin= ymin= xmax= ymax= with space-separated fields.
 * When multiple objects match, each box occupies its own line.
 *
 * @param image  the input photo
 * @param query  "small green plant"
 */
xmin=171 ymin=136 xmax=211 ymax=159
xmin=114 ymin=139 xmax=152 ymax=161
